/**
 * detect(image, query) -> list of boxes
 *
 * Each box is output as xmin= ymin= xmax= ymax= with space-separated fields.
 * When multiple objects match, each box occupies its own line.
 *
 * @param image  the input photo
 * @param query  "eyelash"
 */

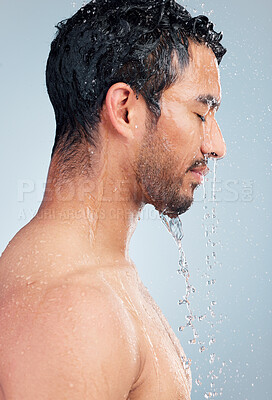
xmin=196 ymin=114 xmax=206 ymax=123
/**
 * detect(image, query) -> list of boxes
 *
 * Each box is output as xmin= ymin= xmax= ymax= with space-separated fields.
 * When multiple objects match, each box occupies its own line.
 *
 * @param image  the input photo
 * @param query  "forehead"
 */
xmin=164 ymin=42 xmax=221 ymax=104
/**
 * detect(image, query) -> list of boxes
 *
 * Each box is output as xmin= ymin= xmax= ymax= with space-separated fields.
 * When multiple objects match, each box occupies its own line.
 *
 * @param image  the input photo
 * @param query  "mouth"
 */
xmin=189 ymin=166 xmax=209 ymax=184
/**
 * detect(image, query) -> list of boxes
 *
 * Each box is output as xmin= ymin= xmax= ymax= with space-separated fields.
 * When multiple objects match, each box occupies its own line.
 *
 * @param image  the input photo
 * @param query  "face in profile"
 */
xmin=135 ymin=42 xmax=226 ymax=217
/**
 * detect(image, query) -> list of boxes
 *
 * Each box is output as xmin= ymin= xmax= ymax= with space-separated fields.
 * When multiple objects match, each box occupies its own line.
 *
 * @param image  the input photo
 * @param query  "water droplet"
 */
xmin=209 ymin=337 xmax=216 ymax=346
xmin=178 ymin=326 xmax=185 ymax=332
xmin=178 ymin=299 xmax=188 ymax=305
xmin=209 ymin=353 xmax=216 ymax=364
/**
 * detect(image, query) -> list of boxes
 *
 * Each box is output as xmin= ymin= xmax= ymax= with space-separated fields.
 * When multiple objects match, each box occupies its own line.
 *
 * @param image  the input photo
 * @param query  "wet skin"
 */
xmin=0 ymin=42 xmax=225 ymax=399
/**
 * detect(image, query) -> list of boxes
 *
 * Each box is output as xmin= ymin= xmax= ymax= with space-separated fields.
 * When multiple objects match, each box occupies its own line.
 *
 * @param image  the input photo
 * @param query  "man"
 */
xmin=0 ymin=0 xmax=226 ymax=398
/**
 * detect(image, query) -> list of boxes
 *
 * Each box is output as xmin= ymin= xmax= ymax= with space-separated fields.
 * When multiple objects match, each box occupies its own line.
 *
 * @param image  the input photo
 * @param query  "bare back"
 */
xmin=0 ymin=222 xmax=191 ymax=399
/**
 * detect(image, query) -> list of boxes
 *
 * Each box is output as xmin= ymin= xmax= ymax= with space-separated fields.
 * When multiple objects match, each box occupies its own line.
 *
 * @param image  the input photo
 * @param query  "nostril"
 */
xmin=210 ymin=152 xmax=218 ymax=157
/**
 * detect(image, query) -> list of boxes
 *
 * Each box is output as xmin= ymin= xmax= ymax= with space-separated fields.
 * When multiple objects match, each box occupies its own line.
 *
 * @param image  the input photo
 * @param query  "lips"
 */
xmin=189 ymin=166 xmax=209 ymax=176
xmin=189 ymin=166 xmax=209 ymax=184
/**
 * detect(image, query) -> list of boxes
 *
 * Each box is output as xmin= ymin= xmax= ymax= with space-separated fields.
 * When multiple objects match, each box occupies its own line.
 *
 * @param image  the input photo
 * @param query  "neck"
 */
xmin=36 ymin=150 xmax=143 ymax=264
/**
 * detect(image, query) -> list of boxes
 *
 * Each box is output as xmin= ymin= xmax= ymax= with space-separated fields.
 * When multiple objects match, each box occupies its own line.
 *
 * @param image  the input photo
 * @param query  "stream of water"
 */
xmin=161 ymin=159 xmax=226 ymax=398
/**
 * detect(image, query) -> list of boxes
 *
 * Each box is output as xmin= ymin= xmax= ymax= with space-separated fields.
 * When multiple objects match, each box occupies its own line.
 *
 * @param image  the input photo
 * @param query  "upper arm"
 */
xmin=20 ymin=284 xmax=140 ymax=399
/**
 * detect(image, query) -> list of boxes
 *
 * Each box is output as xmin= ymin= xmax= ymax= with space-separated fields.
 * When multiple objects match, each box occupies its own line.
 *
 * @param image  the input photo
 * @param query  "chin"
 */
xmin=156 ymin=193 xmax=194 ymax=217
xmin=138 ymin=170 xmax=197 ymax=218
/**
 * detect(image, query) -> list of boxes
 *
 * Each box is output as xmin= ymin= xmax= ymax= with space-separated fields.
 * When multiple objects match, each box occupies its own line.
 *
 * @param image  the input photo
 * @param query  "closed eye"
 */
xmin=196 ymin=113 xmax=206 ymax=123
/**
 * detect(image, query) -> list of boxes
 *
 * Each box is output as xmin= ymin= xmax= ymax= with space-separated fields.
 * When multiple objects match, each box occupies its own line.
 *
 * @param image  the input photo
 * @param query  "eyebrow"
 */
xmin=196 ymin=95 xmax=221 ymax=110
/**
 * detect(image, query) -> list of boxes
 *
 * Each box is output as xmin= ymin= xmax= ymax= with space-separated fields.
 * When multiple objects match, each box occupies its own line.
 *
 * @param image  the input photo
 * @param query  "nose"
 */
xmin=201 ymin=118 xmax=226 ymax=160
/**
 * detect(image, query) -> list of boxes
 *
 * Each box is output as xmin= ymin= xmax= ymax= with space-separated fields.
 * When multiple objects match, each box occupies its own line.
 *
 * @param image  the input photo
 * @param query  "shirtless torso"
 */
xmin=0 ymin=11 xmax=227 ymax=396
xmin=0 ymin=220 xmax=191 ymax=399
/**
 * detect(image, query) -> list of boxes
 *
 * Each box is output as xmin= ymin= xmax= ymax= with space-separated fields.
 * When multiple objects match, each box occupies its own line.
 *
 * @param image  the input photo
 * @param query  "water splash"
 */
xmin=160 ymin=214 xmax=198 ymax=344
xmin=199 ymin=158 xmax=227 ymax=398
xmin=161 ymin=159 xmax=226 ymax=397
xmin=212 ymin=159 xmax=217 ymax=202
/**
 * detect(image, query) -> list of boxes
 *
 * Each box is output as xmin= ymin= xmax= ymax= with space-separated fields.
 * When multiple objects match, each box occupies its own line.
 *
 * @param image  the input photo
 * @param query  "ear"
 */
xmin=104 ymin=83 xmax=137 ymax=139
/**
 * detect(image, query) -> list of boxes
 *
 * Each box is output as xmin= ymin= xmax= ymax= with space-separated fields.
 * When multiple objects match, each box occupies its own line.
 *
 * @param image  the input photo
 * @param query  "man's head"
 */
xmin=135 ymin=43 xmax=225 ymax=216
xmin=46 ymin=0 xmax=226 ymax=215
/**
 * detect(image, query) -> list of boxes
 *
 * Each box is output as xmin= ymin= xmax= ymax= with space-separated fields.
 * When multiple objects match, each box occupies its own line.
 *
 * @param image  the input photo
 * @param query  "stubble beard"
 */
xmin=135 ymin=120 xmax=196 ymax=217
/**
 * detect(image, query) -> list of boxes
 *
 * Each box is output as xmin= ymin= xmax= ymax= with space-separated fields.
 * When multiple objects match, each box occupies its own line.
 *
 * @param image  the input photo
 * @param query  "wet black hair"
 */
xmin=46 ymin=0 xmax=226 ymax=162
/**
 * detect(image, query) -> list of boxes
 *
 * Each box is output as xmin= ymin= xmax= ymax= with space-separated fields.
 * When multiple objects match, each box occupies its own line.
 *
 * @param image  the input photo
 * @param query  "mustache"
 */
xmin=186 ymin=158 xmax=208 ymax=172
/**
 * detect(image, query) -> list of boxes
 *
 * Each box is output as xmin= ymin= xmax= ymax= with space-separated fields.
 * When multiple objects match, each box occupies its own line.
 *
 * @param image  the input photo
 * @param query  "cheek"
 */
xmin=158 ymin=117 xmax=201 ymax=166
xmin=159 ymin=103 xmax=200 ymax=149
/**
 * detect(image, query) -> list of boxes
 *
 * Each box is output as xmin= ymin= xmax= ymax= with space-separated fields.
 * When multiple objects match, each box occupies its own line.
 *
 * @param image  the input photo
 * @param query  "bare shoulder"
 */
xmin=37 ymin=277 xmax=138 ymax=337
xmin=2 ymin=278 xmax=141 ymax=399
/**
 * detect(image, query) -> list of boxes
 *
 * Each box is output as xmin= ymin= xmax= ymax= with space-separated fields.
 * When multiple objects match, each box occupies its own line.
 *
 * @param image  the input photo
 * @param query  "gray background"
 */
xmin=0 ymin=0 xmax=271 ymax=398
